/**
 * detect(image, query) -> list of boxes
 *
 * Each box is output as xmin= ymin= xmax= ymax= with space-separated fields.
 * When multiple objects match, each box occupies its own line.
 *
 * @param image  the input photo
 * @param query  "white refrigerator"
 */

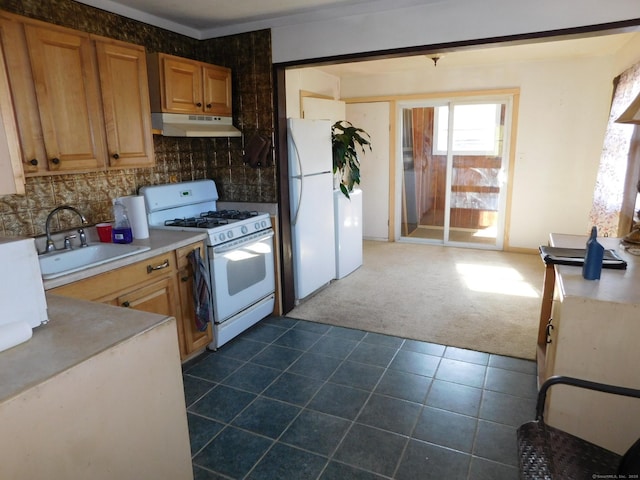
xmin=287 ymin=118 xmax=336 ymax=302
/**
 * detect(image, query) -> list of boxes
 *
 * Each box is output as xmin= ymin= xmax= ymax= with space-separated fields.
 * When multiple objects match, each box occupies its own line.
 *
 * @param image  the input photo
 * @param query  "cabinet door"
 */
xmin=117 ymin=276 xmax=180 ymax=319
xmin=94 ymin=39 xmax=155 ymax=169
xmin=161 ymin=55 xmax=203 ymax=114
xmin=0 ymin=16 xmax=46 ymax=174
xmin=23 ymin=23 xmax=107 ymax=172
xmin=0 ymin=30 xmax=25 ymax=194
xmin=176 ymin=242 xmax=213 ymax=359
xmin=203 ymin=64 xmax=232 ymax=116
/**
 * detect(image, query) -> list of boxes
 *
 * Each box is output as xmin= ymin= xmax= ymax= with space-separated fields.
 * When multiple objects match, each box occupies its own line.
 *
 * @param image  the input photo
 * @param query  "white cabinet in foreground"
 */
xmin=334 ymin=188 xmax=363 ymax=279
xmin=541 ymin=233 xmax=640 ymax=455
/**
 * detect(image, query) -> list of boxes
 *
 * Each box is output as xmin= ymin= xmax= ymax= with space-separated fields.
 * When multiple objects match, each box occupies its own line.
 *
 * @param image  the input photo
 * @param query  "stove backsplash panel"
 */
xmin=0 ymin=0 xmax=276 ymax=238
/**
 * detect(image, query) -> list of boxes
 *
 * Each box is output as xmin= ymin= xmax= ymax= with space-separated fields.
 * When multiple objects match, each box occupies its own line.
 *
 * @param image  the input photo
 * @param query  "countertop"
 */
xmin=0 ymin=294 xmax=173 ymax=404
xmin=42 ymin=229 xmax=208 ymax=290
xmin=0 ymin=229 xmax=207 ymax=403
xmin=549 ymin=233 xmax=639 ymax=305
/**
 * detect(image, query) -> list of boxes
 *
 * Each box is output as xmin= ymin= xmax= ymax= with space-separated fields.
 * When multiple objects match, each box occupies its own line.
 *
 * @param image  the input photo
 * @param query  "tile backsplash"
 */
xmin=0 ymin=0 xmax=276 ymax=238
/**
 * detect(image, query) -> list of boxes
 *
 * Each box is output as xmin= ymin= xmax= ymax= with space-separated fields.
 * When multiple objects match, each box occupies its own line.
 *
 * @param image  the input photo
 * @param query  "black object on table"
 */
xmin=539 ymin=246 xmax=627 ymax=269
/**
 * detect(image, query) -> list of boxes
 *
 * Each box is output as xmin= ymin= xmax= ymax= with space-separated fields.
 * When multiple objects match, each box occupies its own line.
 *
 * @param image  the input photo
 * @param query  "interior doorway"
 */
xmin=398 ymin=96 xmax=513 ymax=249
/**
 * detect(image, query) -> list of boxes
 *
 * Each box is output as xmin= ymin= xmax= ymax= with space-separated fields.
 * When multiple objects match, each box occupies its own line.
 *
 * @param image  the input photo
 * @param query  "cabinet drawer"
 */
xmin=50 ymin=252 xmax=177 ymax=301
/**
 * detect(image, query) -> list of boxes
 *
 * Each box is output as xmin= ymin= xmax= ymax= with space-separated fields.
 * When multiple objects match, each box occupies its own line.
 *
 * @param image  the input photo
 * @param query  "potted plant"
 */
xmin=332 ymin=121 xmax=372 ymax=198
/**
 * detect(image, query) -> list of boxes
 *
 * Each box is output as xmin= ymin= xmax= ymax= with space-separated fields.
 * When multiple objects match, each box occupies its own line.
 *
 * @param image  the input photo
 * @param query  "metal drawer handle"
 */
xmin=545 ymin=318 xmax=554 ymax=344
xmin=147 ymin=259 xmax=170 ymax=274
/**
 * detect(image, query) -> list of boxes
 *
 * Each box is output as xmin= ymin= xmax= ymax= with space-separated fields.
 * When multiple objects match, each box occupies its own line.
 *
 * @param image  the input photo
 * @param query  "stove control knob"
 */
xmin=241 ymin=226 xmax=248 ymax=235
xmin=227 ymin=231 xmax=233 ymax=239
xmin=262 ymin=220 xmax=268 ymax=228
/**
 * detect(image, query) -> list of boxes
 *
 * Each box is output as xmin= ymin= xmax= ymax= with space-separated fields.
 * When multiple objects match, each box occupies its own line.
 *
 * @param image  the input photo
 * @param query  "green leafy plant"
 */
xmin=332 ymin=121 xmax=372 ymax=199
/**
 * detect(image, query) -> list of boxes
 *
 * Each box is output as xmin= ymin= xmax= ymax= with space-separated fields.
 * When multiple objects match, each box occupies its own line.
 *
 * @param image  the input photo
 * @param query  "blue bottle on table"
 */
xmin=582 ymin=226 xmax=604 ymax=280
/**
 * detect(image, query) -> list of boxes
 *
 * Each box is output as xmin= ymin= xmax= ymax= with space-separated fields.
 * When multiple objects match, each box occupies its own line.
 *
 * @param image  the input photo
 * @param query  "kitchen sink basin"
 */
xmin=39 ymin=243 xmax=151 ymax=279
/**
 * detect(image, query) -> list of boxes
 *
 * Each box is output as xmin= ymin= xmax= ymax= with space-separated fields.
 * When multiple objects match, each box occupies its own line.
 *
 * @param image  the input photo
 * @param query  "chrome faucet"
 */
xmin=43 ymin=205 xmax=88 ymax=253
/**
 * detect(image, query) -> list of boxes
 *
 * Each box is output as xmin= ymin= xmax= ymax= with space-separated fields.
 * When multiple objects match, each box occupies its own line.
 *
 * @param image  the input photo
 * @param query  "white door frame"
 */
xmin=394 ymin=93 xmax=515 ymax=250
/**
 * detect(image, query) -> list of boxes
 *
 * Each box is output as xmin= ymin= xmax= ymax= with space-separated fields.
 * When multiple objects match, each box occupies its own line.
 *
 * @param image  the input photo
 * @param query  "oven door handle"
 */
xmin=212 ymin=229 xmax=274 ymax=255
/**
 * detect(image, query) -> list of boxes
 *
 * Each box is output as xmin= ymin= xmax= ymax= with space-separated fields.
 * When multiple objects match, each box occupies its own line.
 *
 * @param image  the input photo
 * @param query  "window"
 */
xmin=433 ymin=103 xmax=501 ymax=156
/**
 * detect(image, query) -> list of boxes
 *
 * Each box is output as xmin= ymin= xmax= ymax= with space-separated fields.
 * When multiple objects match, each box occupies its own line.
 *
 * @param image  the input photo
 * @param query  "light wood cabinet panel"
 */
xmin=203 ymin=64 xmax=232 ymax=116
xmin=49 ymin=252 xmax=176 ymax=301
xmin=148 ymin=52 xmax=232 ymax=116
xmin=0 ymin=15 xmax=48 ymax=175
xmin=117 ymin=276 xmax=179 ymax=318
xmin=0 ymin=11 xmax=155 ymax=176
xmin=0 ymin=27 xmax=25 ymax=195
xmin=158 ymin=55 xmax=203 ymax=113
xmin=176 ymin=241 xmax=213 ymax=359
xmin=94 ymin=38 xmax=155 ymax=169
xmin=23 ymin=23 xmax=107 ymax=173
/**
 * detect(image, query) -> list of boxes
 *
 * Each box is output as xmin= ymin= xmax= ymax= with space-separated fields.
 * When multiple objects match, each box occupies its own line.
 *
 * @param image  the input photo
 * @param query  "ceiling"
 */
xmin=76 ymin=0 xmax=639 ymax=76
xmin=314 ymin=32 xmax=639 ymax=77
xmin=75 ymin=0 xmax=379 ymax=38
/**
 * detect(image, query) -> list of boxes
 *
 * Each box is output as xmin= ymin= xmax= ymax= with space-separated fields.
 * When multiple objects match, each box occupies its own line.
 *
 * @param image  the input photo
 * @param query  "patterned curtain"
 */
xmin=588 ymin=62 xmax=640 ymax=236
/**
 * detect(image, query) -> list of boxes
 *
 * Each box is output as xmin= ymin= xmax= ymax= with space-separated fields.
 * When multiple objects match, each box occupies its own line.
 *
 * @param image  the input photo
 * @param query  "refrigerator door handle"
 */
xmin=291 ymin=175 xmax=303 ymax=226
xmin=290 ymin=131 xmax=305 ymax=226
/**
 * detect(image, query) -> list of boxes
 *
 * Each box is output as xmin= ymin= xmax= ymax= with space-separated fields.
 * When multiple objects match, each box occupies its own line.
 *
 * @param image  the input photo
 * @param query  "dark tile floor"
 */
xmin=182 ymin=317 xmax=537 ymax=480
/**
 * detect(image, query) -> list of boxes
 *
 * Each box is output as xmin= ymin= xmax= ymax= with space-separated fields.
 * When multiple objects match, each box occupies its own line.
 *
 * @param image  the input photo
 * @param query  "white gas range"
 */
xmin=140 ymin=180 xmax=275 ymax=349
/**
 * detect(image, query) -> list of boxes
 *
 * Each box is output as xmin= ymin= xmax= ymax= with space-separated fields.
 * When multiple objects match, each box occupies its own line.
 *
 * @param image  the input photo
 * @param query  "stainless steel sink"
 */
xmin=39 ymin=243 xmax=151 ymax=279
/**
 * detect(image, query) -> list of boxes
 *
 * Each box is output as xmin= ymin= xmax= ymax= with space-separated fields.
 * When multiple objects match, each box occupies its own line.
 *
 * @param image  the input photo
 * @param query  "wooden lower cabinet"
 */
xmin=176 ymin=241 xmax=213 ymax=360
xmin=49 ymin=242 xmax=213 ymax=361
xmin=117 ymin=276 xmax=179 ymax=317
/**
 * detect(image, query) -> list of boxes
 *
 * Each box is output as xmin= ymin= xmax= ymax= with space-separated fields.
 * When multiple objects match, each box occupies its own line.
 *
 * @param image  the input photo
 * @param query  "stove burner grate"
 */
xmin=164 ymin=217 xmax=229 ymax=229
xmin=201 ymin=210 xmax=260 ymax=221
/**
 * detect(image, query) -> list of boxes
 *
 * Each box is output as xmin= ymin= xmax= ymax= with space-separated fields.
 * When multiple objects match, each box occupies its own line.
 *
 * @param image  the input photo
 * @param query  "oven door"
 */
xmin=209 ymin=229 xmax=275 ymax=323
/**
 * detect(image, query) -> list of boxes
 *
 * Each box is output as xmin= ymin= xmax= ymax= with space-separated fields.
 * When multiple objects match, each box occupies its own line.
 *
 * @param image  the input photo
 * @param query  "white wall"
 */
xmin=614 ymin=33 xmax=640 ymax=73
xmin=285 ymin=69 xmax=340 ymax=118
xmin=346 ymin=102 xmax=391 ymax=240
xmin=272 ymin=0 xmax=640 ymax=63
xmin=336 ymin=55 xmax=619 ymax=249
xmin=284 ymin=33 xmax=640 ymax=248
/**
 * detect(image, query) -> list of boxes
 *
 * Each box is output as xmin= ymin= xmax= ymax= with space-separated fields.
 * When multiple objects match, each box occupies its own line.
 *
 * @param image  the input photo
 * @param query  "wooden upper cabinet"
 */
xmin=23 ymin=23 xmax=107 ymax=173
xmin=94 ymin=38 xmax=155 ymax=168
xmin=159 ymin=54 xmax=203 ymax=114
xmin=0 ymin=11 xmax=155 ymax=176
xmin=203 ymin=64 xmax=232 ymax=116
xmin=0 ymin=29 xmax=25 ymax=194
xmin=148 ymin=52 xmax=232 ymax=116
xmin=1 ymin=15 xmax=51 ymax=175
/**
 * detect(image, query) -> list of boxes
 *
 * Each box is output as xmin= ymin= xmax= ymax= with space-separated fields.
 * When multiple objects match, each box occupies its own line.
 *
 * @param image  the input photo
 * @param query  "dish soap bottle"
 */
xmin=582 ymin=226 xmax=604 ymax=280
xmin=112 ymin=199 xmax=133 ymax=244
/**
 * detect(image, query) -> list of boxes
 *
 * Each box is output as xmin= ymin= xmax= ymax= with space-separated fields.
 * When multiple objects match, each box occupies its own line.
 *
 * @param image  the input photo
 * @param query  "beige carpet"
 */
xmin=289 ymin=240 xmax=544 ymax=360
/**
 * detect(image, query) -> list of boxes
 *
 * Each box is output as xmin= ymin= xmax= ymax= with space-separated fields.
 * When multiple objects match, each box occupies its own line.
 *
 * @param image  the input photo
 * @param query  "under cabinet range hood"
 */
xmin=151 ymin=113 xmax=242 ymax=137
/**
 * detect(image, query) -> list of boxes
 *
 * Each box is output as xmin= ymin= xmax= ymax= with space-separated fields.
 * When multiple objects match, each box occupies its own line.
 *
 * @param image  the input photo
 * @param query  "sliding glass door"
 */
xmin=398 ymin=96 xmax=512 ymax=249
